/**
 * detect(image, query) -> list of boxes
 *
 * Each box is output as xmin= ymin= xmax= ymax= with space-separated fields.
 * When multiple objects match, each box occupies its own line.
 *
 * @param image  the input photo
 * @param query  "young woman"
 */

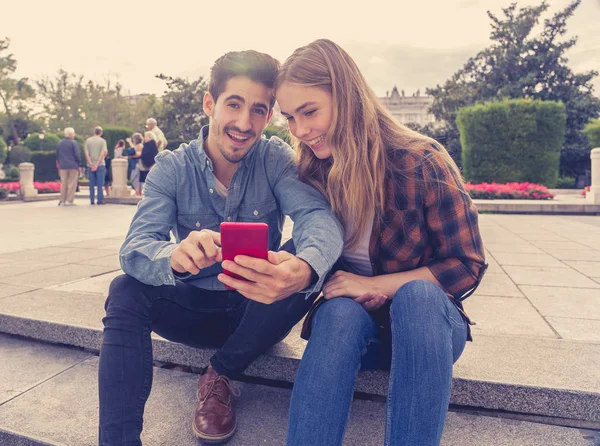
xmin=275 ymin=39 xmax=487 ymax=446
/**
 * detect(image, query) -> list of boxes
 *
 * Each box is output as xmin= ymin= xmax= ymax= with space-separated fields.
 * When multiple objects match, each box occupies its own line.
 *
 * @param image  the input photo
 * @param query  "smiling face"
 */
xmin=203 ymin=76 xmax=273 ymax=165
xmin=276 ymin=82 xmax=334 ymax=160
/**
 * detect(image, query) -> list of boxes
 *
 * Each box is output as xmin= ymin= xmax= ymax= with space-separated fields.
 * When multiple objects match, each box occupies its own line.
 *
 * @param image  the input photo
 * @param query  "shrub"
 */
xmin=465 ymin=182 xmax=554 ymax=200
xmin=7 ymin=145 xmax=31 ymax=165
xmin=30 ymin=151 xmax=59 ymax=182
xmin=165 ymin=139 xmax=187 ymax=150
xmin=555 ymin=176 xmax=577 ymax=189
xmin=0 ymin=187 xmax=8 ymax=200
xmin=0 ymin=181 xmax=61 ymax=194
xmin=263 ymin=125 xmax=291 ymax=145
xmin=457 ymin=98 xmax=566 ymax=187
xmin=583 ymin=119 xmax=600 ymax=148
xmin=23 ymin=132 xmax=61 ymax=152
xmin=101 ymin=126 xmax=134 ymax=158
xmin=0 ymin=182 xmax=20 ymax=194
xmin=0 ymin=136 xmax=6 ymax=164
xmin=5 ymin=166 xmax=20 ymax=180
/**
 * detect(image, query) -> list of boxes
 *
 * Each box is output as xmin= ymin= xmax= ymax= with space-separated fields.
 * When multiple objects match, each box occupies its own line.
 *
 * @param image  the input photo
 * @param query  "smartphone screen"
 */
xmin=220 ymin=222 xmax=268 ymax=288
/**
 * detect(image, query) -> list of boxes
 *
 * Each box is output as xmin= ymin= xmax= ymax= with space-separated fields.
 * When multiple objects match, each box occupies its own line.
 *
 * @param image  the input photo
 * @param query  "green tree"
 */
xmin=0 ymin=38 xmax=35 ymax=145
xmin=37 ymin=70 xmax=160 ymax=136
xmin=0 ymin=136 xmax=7 ymax=164
xmin=583 ymin=119 xmax=600 ymax=148
xmin=156 ymin=74 xmax=209 ymax=141
xmin=426 ymin=0 xmax=600 ymax=177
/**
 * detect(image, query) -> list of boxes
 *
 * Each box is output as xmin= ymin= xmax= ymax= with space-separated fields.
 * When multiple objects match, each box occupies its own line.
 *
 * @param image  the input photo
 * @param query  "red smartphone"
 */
xmin=220 ymin=222 xmax=269 ymax=290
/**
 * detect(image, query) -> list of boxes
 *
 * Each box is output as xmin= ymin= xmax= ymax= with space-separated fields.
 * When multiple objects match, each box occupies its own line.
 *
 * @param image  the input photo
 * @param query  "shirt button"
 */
xmin=195 ymin=222 xmax=201 ymax=228
xmin=209 ymin=188 xmax=214 ymax=194
xmin=253 ymin=210 xmax=258 ymax=216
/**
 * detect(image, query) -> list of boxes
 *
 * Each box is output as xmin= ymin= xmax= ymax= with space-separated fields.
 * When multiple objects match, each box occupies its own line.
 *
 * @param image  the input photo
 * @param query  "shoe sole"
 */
xmin=192 ymin=421 xmax=237 ymax=444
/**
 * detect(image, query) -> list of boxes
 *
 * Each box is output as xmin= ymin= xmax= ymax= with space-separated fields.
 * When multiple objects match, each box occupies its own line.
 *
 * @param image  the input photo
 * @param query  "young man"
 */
xmin=98 ymin=50 xmax=344 ymax=445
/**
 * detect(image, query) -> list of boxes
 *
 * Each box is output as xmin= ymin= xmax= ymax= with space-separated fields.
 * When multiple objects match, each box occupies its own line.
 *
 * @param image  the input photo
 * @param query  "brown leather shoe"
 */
xmin=193 ymin=367 xmax=240 ymax=444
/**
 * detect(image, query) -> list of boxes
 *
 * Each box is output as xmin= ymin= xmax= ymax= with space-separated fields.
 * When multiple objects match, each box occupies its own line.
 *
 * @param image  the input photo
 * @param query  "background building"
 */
xmin=380 ymin=86 xmax=436 ymax=126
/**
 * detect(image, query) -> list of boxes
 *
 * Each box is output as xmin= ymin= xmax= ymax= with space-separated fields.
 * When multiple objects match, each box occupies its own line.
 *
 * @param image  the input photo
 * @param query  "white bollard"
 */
xmin=587 ymin=148 xmax=600 ymax=204
xmin=18 ymin=162 xmax=38 ymax=200
xmin=110 ymin=158 xmax=129 ymax=198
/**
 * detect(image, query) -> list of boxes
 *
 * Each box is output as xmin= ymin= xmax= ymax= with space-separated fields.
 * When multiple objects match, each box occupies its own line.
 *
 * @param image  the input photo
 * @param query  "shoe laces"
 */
xmin=198 ymin=374 xmax=241 ymax=407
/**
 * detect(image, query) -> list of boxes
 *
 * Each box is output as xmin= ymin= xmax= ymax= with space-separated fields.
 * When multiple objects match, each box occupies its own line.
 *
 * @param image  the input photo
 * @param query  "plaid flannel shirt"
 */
xmin=371 ymin=145 xmax=487 ymax=300
xmin=301 ymin=144 xmax=487 ymax=342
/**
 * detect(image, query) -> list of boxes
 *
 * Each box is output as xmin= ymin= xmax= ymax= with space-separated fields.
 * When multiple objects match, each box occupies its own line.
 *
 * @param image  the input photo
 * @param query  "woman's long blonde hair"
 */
xmin=275 ymin=39 xmax=463 ymax=250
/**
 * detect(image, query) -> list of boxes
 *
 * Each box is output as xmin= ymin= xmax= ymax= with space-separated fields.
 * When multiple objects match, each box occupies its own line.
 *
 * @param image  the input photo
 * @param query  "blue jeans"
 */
xmin=98 ymin=271 xmax=317 ymax=445
xmin=287 ymin=280 xmax=468 ymax=446
xmin=88 ymin=166 xmax=106 ymax=204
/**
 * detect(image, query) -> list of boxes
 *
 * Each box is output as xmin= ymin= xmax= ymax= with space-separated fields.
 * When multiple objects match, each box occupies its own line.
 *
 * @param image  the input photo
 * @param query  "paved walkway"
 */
xmin=1 ymin=198 xmax=599 ymax=437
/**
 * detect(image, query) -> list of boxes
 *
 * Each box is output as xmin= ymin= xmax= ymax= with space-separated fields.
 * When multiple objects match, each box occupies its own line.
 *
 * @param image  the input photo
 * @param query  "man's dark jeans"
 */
xmin=98 ymin=249 xmax=315 ymax=445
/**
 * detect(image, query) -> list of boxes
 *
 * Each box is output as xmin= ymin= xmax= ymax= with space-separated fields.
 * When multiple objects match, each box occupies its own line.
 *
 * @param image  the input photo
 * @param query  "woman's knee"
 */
xmin=390 ymin=280 xmax=447 ymax=319
xmin=312 ymin=298 xmax=374 ymax=339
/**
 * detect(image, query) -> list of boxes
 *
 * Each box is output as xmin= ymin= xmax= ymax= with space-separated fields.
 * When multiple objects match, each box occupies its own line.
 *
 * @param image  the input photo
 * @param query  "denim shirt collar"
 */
xmin=195 ymin=125 xmax=260 ymax=173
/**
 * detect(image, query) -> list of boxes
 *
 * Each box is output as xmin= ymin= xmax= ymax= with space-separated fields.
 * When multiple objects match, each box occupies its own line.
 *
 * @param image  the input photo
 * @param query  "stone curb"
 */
xmin=1 ymin=313 xmax=598 ymax=425
xmin=0 ymin=427 xmax=58 ymax=446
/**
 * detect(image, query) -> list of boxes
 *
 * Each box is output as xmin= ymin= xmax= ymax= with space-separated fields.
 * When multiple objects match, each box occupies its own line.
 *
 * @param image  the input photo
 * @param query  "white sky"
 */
xmin=4 ymin=0 xmax=600 ymax=97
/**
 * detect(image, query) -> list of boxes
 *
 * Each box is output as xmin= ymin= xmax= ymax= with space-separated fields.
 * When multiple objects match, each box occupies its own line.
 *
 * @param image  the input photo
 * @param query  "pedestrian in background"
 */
xmin=145 ymin=118 xmax=168 ymax=152
xmin=56 ymin=127 xmax=81 ymax=206
xmin=84 ymin=126 xmax=108 ymax=205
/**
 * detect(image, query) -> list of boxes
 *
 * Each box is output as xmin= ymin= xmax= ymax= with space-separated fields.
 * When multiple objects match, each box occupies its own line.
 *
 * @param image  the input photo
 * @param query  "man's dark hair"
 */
xmin=208 ymin=50 xmax=280 ymax=109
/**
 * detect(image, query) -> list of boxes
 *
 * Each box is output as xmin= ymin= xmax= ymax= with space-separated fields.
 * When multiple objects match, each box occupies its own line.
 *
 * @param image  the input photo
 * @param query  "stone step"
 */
xmin=0 ymin=286 xmax=599 ymax=426
xmin=1 ymin=334 xmax=598 ymax=446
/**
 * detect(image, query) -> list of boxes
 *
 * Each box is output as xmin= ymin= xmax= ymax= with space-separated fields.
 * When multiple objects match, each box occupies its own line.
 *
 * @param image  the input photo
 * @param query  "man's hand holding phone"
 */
xmin=170 ymin=229 xmax=223 ymax=275
xmin=218 ymin=251 xmax=313 ymax=304
xmin=217 ymin=222 xmax=313 ymax=304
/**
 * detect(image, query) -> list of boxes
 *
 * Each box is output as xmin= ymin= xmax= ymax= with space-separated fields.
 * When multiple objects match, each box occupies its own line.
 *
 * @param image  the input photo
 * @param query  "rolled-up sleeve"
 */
xmin=119 ymin=151 xmax=180 ymax=286
xmin=423 ymin=153 xmax=487 ymax=299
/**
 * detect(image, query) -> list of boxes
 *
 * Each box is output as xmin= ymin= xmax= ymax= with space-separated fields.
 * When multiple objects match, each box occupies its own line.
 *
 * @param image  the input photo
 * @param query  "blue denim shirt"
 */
xmin=120 ymin=126 xmax=344 ymax=293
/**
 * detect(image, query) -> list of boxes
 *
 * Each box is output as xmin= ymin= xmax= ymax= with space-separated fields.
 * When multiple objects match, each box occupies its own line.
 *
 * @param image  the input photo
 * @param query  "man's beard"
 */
xmin=217 ymin=125 xmax=256 ymax=163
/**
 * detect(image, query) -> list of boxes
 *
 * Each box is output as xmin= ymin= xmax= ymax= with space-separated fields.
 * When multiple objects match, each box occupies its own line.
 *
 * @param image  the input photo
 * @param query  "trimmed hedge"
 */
xmin=457 ymin=99 xmax=566 ymax=187
xmin=101 ymin=126 xmax=134 ymax=158
xmin=6 ymin=145 xmax=31 ymax=166
xmin=23 ymin=132 xmax=61 ymax=152
xmin=166 ymin=139 xmax=187 ymax=150
xmin=0 ymin=136 xmax=6 ymax=164
xmin=31 ymin=151 xmax=59 ymax=182
xmin=584 ymin=119 xmax=600 ymax=148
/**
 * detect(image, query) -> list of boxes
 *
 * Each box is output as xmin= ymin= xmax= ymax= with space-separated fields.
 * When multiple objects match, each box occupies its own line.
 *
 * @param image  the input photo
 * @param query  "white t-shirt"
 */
xmin=214 ymin=178 xmax=228 ymax=199
xmin=341 ymin=214 xmax=374 ymax=277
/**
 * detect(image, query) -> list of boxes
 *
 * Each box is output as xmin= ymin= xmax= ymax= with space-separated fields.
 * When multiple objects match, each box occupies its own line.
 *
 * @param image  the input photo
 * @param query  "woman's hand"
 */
xmin=353 ymin=292 xmax=388 ymax=312
xmin=323 ymin=271 xmax=389 ymax=312
xmin=322 ymin=271 xmax=378 ymax=299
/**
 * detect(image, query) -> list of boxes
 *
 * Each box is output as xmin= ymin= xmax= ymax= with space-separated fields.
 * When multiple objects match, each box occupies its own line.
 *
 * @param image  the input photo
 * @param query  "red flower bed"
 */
xmin=465 ymin=182 xmax=554 ymax=200
xmin=0 ymin=181 xmax=62 ymax=194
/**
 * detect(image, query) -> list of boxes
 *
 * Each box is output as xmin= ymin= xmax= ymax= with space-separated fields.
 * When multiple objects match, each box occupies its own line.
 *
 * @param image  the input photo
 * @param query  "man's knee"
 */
xmin=105 ymin=274 xmax=150 ymax=313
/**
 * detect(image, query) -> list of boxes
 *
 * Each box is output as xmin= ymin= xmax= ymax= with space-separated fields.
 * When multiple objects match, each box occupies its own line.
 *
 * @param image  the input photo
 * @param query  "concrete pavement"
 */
xmin=0 ymin=198 xmax=599 ymax=444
